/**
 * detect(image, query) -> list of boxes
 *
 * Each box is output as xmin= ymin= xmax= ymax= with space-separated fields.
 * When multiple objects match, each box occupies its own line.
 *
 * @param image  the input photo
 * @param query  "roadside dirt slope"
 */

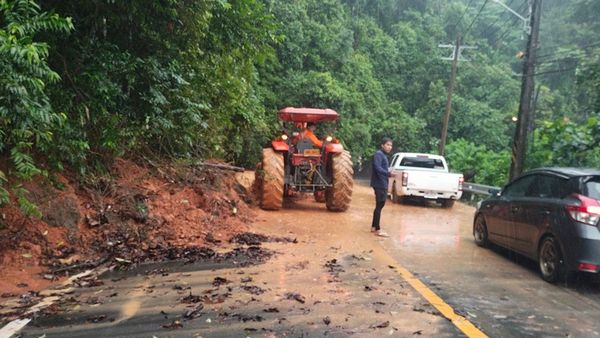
xmin=0 ymin=158 xmax=255 ymax=295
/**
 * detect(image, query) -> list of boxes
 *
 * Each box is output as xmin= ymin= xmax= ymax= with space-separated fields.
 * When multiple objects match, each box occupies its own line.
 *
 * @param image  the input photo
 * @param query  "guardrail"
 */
xmin=462 ymin=183 xmax=500 ymax=197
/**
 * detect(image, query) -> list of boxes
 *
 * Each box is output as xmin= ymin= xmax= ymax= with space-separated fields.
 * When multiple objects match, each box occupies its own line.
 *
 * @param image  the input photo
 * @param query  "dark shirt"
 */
xmin=370 ymin=150 xmax=389 ymax=189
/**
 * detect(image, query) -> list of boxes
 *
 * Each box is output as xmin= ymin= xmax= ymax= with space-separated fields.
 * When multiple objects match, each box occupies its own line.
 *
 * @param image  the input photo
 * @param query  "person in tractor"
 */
xmin=293 ymin=121 xmax=323 ymax=148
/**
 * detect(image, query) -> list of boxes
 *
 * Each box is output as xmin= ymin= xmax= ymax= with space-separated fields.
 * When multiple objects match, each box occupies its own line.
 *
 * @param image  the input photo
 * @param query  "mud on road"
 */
xmin=5 ymin=181 xmax=464 ymax=337
xmin=8 ymin=177 xmax=600 ymax=337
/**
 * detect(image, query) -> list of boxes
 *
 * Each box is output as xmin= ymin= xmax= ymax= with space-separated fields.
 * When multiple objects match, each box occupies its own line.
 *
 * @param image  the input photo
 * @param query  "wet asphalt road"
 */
xmin=8 ymin=179 xmax=600 ymax=337
xmin=374 ymin=185 xmax=600 ymax=337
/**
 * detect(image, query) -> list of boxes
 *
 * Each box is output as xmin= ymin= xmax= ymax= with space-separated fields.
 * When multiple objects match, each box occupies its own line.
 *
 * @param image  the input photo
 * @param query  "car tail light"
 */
xmin=458 ymin=176 xmax=464 ymax=191
xmin=401 ymin=172 xmax=408 ymax=187
xmin=565 ymin=194 xmax=600 ymax=226
xmin=577 ymin=262 xmax=599 ymax=272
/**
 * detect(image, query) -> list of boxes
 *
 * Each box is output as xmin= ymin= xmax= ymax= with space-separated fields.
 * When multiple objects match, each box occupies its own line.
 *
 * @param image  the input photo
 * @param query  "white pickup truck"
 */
xmin=387 ymin=152 xmax=463 ymax=208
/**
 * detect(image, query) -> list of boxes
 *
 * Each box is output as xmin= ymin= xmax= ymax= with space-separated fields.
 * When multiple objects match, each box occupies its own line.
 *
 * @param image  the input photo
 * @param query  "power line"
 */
xmin=488 ymin=1 xmax=526 ymax=37
xmin=462 ymin=0 xmax=491 ymax=36
xmin=537 ymin=56 xmax=580 ymax=66
xmin=480 ymin=0 xmax=516 ymax=37
xmin=464 ymin=59 xmax=514 ymax=80
xmin=491 ymin=23 xmax=518 ymax=47
xmin=463 ymin=59 xmax=578 ymax=81
xmin=532 ymin=66 xmax=578 ymax=77
xmin=452 ymin=0 xmax=478 ymax=31
xmin=488 ymin=1 xmax=527 ymax=46
xmin=536 ymin=41 xmax=600 ymax=60
xmin=490 ymin=16 xmax=523 ymax=47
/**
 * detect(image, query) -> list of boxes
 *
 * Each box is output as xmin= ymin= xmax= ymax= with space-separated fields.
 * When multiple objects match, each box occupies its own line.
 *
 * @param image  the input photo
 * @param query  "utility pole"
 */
xmin=509 ymin=0 xmax=542 ymax=181
xmin=438 ymin=37 xmax=476 ymax=156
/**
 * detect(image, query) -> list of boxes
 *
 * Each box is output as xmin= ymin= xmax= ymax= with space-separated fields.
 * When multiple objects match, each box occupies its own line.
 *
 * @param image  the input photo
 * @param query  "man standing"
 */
xmin=370 ymin=137 xmax=393 ymax=237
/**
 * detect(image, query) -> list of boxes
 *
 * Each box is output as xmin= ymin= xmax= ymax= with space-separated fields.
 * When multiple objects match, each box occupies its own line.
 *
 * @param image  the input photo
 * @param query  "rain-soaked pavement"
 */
xmin=378 ymin=187 xmax=600 ymax=337
xmin=4 ymin=179 xmax=600 ymax=337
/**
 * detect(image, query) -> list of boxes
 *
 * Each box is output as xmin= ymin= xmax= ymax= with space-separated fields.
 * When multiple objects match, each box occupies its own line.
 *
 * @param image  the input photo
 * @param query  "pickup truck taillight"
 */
xmin=565 ymin=194 xmax=600 ymax=226
xmin=458 ymin=176 xmax=464 ymax=191
xmin=401 ymin=172 xmax=408 ymax=187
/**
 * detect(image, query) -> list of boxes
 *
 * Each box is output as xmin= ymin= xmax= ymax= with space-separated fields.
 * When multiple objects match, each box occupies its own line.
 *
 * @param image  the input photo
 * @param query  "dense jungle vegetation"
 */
xmin=2 ymin=0 xmax=600 ymax=211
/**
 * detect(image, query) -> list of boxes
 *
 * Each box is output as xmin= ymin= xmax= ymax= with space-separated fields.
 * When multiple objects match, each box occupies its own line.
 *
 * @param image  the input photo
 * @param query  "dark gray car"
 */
xmin=473 ymin=168 xmax=600 ymax=283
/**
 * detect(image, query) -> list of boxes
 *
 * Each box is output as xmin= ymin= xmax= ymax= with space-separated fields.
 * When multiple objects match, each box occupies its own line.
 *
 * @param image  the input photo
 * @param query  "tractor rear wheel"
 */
xmin=326 ymin=150 xmax=353 ymax=211
xmin=259 ymin=148 xmax=284 ymax=210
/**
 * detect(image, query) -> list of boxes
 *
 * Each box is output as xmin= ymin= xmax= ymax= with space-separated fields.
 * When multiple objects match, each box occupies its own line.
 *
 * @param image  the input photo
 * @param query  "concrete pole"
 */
xmin=509 ymin=0 xmax=542 ymax=181
xmin=439 ymin=36 xmax=461 ymax=156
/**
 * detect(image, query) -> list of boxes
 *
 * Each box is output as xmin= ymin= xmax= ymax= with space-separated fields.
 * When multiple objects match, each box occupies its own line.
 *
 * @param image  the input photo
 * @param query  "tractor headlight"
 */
xmin=325 ymin=135 xmax=333 ymax=142
xmin=281 ymin=134 xmax=288 ymax=141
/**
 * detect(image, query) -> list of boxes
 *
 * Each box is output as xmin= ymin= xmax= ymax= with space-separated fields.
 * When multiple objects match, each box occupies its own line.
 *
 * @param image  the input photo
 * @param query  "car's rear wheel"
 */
xmin=473 ymin=214 xmax=488 ymax=247
xmin=539 ymin=237 xmax=565 ymax=283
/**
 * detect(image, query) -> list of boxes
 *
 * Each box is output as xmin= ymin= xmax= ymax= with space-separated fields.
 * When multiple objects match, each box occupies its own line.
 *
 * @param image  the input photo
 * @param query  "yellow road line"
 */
xmin=390 ymin=264 xmax=488 ymax=338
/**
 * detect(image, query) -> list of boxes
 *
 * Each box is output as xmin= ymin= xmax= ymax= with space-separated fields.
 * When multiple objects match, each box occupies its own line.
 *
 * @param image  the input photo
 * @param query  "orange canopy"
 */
xmin=277 ymin=107 xmax=339 ymax=122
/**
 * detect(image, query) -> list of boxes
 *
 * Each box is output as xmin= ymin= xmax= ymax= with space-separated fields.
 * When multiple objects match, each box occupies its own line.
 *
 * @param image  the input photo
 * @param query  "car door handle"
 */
xmin=511 ymin=207 xmax=520 ymax=213
xmin=539 ymin=210 xmax=551 ymax=215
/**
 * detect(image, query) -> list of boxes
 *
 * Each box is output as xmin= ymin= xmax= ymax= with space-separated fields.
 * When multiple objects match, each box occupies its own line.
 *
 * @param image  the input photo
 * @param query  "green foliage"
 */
xmin=0 ymin=171 xmax=9 ymax=205
xmin=39 ymin=0 xmax=278 ymax=169
xmin=575 ymin=51 xmax=600 ymax=116
xmin=445 ymin=139 xmax=510 ymax=187
xmin=14 ymin=185 xmax=41 ymax=217
xmin=528 ymin=116 xmax=600 ymax=168
xmin=0 ymin=0 xmax=72 ymax=208
xmin=2 ymin=0 xmax=600 ymax=204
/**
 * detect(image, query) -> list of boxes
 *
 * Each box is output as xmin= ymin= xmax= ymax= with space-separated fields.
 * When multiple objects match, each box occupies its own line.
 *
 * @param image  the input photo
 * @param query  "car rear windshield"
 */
xmin=584 ymin=177 xmax=600 ymax=199
xmin=399 ymin=157 xmax=444 ymax=169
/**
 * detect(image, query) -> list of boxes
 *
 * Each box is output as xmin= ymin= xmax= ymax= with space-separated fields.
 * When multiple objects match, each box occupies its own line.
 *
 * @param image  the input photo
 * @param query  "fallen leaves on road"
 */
xmin=212 ymin=277 xmax=230 ymax=287
xmin=180 ymin=292 xmax=202 ymax=304
xmin=86 ymin=314 xmax=108 ymax=323
xmin=162 ymin=320 xmax=183 ymax=329
xmin=183 ymin=304 xmax=204 ymax=320
xmin=241 ymin=285 xmax=265 ymax=295
xmin=201 ymin=292 xmax=230 ymax=304
xmin=232 ymin=313 xmax=264 ymax=322
xmin=230 ymin=232 xmax=297 ymax=246
xmin=370 ymin=320 xmax=390 ymax=329
xmin=284 ymin=292 xmax=306 ymax=304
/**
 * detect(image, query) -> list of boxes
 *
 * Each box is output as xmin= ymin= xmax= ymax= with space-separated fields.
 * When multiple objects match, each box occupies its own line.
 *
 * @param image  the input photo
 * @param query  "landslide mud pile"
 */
xmin=0 ymin=158 xmax=257 ymax=294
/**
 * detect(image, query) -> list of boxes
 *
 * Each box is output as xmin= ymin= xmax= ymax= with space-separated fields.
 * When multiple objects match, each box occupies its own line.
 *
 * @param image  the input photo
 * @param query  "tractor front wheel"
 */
xmin=258 ymin=148 xmax=284 ymax=210
xmin=326 ymin=151 xmax=353 ymax=211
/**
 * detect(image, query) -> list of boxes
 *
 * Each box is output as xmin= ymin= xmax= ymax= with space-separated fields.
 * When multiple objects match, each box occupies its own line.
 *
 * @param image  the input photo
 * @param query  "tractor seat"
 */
xmin=295 ymin=138 xmax=317 ymax=154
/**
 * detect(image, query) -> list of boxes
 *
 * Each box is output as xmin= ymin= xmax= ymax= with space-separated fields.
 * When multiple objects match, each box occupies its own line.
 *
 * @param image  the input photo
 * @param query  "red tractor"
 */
xmin=256 ymin=107 xmax=353 ymax=211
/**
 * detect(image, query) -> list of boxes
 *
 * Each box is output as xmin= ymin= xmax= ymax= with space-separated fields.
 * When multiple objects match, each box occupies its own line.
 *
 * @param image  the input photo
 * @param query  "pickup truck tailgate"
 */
xmin=404 ymin=170 xmax=459 ymax=192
